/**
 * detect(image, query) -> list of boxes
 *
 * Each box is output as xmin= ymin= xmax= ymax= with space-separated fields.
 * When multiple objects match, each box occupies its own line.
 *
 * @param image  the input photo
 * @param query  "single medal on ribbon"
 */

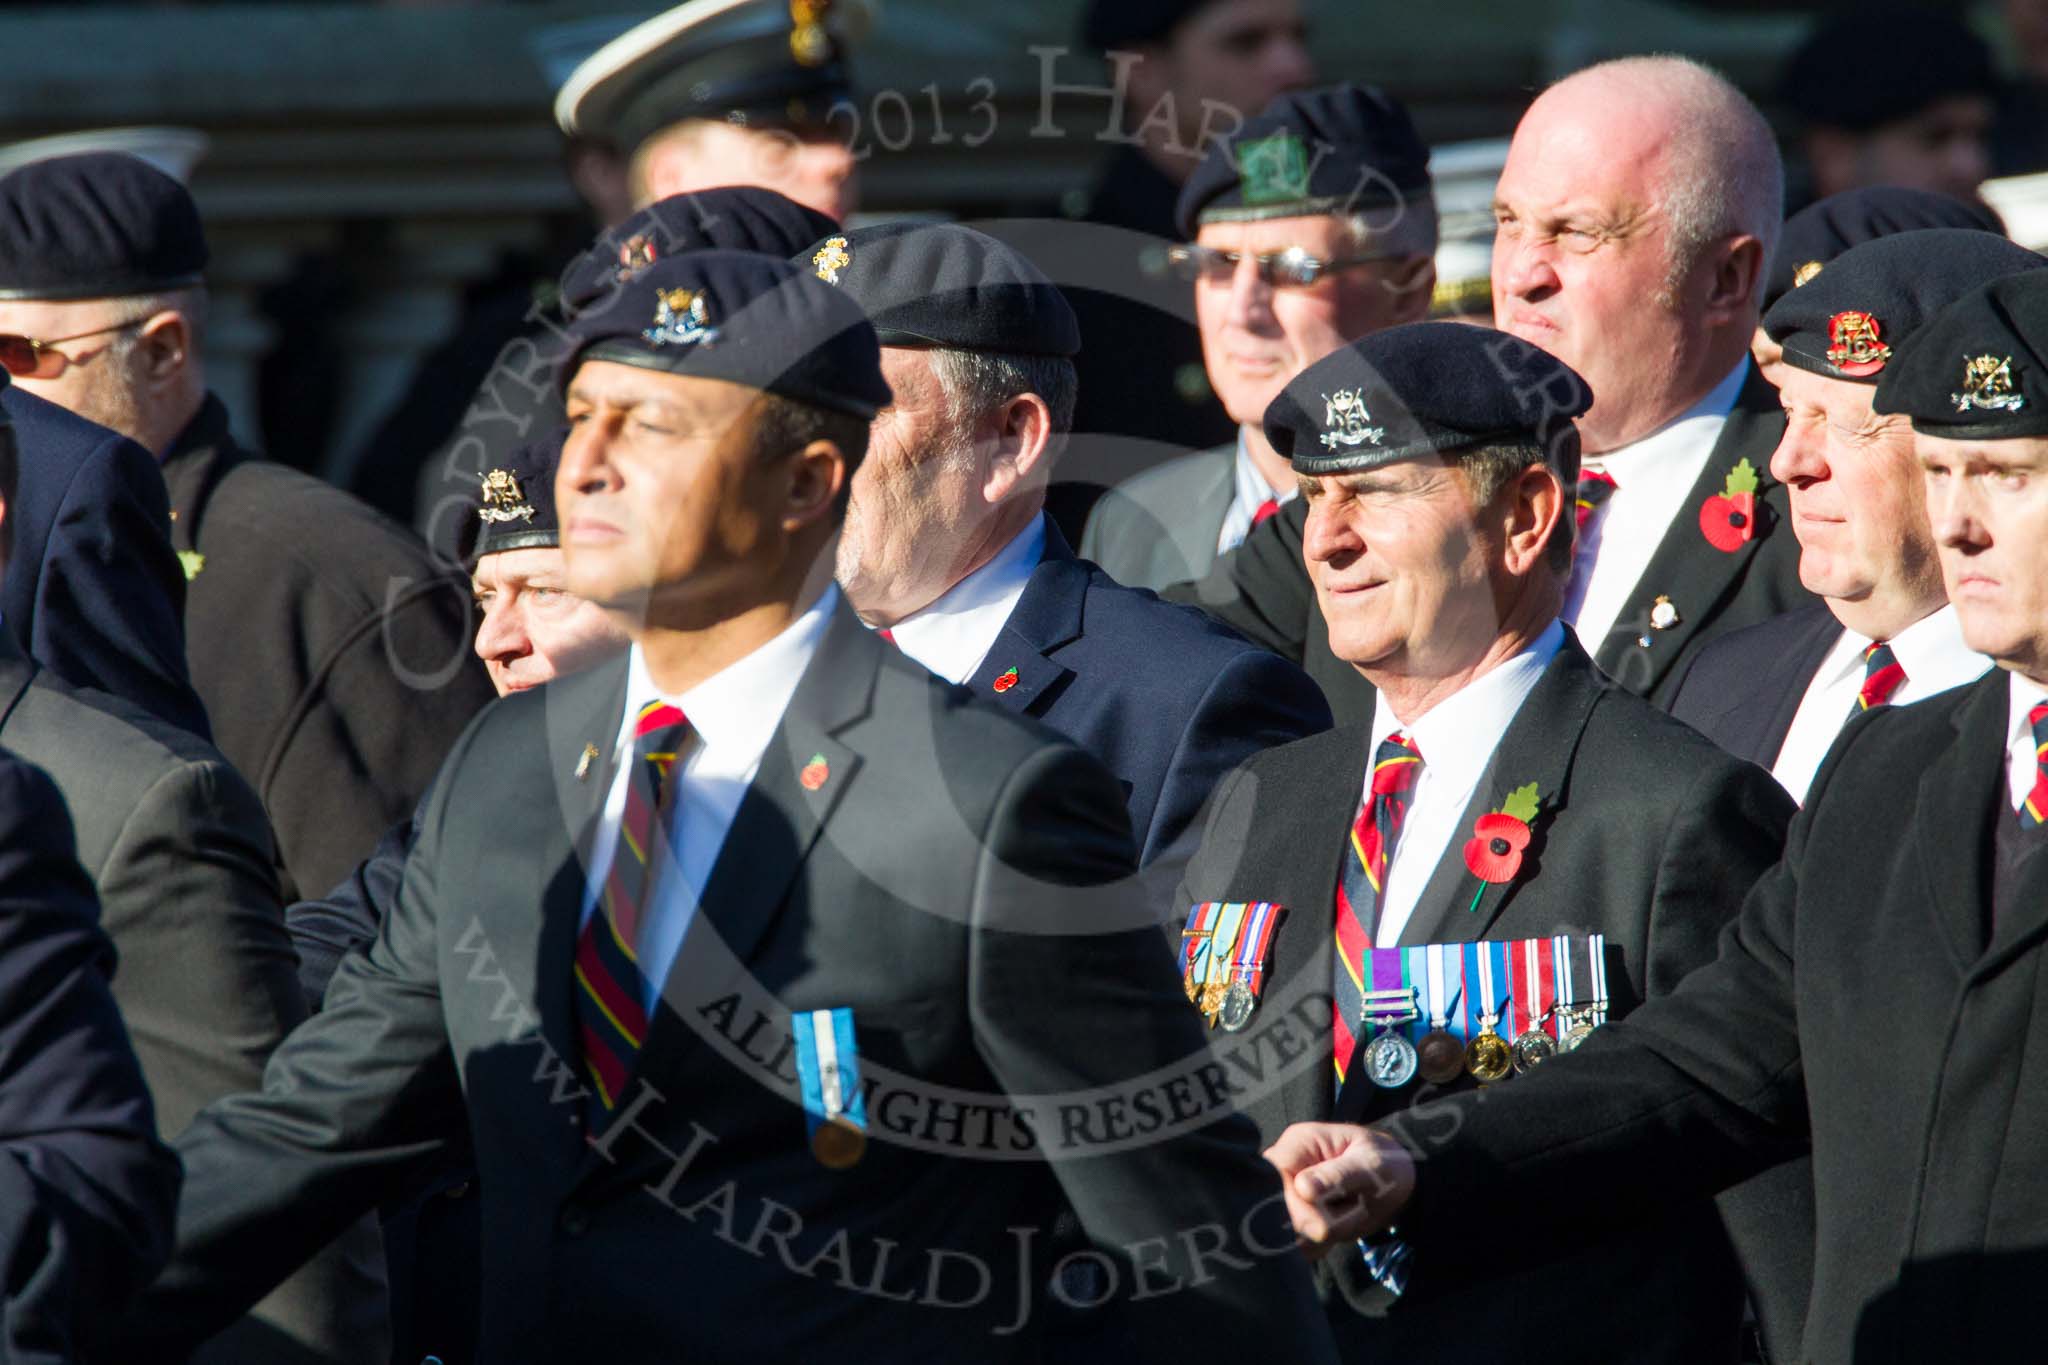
xmin=1361 ymin=950 xmax=1420 ymax=1088
xmin=1415 ymin=942 xmax=1467 ymax=1085
xmin=793 ymin=1007 xmax=867 ymax=1169
xmin=1200 ymin=902 xmax=1251 ymax=1025
xmin=1180 ymin=902 xmax=1222 ymax=1005
xmin=1219 ymin=901 xmax=1284 ymax=1032
xmin=1509 ymin=935 xmax=1558 ymax=1074
xmin=1463 ymin=940 xmax=1512 ymax=1083
xmin=1555 ymin=932 xmax=1610 ymax=1052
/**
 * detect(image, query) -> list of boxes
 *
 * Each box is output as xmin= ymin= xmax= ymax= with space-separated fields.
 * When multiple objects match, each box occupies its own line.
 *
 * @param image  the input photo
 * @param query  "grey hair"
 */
xmin=107 ymin=285 xmax=208 ymax=359
xmin=1566 ymin=55 xmax=1783 ymax=306
xmin=928 ymin=347 xmax=1079 ymax=446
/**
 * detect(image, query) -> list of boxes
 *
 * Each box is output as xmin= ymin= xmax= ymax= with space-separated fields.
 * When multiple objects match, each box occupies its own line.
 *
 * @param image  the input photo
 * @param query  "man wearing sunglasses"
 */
xmin=0 ymin=152 xmax=495 ymax=904
xmin=1080 ymin=85 xmax=1437 ymax=591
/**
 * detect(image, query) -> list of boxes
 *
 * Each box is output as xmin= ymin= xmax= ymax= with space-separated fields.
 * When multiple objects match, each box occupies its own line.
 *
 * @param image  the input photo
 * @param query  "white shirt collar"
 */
xmin=620 ymin=582 xmax=839 ymax=762
xmin=2008 ymin=669 xmax=2048 ymax=813
xmin=884 ymin=515 xmax=1045 ymax=685
xmin=1368 ymin=621 xmax=1567 ymax=794
xmin=1846 ymin=604 xmax=1986 ymax=697
xmin=1590 ymin=359 xmax=1749 ymax=475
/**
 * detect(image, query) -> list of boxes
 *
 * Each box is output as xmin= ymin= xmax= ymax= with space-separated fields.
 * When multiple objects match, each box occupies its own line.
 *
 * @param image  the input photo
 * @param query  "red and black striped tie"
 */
xmin=1851 ymin=640 xmax=1907 ymax=720
xmin=575 ymin=699 xmax=691 ymax=1119
xmin=1332 ymin=733 xmax=1422 ymax=1090
xmin=1251 ymin=497 xmax=1281 ymax=527
xmin=2021 ymin=702 xmax=2048 ymax=829
xmin=1574 ymin=468 xmax=1617 ymax=534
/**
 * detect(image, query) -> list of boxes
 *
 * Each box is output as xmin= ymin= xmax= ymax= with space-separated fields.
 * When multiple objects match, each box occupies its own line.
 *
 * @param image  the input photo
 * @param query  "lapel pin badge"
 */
xmin=800 ymin=753 xmax=830 ymax=791
xmin=575 ymin=743 xmax=598 ymax=782
xmin=1638 ymin=595 xmax=1682 ymax=647
xmin=992 ymin=667 xmax=1020 ymax=694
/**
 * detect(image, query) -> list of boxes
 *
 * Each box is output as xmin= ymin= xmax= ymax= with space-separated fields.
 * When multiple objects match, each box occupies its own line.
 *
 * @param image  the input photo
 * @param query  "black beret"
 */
xmin=798 ymin=220 xmax=1080 ymax=357
xmin=461 ymin=428 xmax=565 ymax=563
xmin=1176 ymin=84 xmax=1433 ymax=243
xmin=0 ymin=152 xmax=206 ymax=302
xmin=1081 ymin=0 xmax=1215 ymax=50
xmin=554 ymin=0 xmax=859 ymax=153
xmin=1763 ymin=230 xmax=2045 ymax=385
xmin=1873 ymin=270 xmax=2048 ymax=438
xmin=560 ymin=187 xmax=840 ymax=317
xmin=1780 ymin=6 xmax=1994 ymax=134
xmin=561 ymin=248 xmax=888 ymax=419
xmin=1765 ymin=187 xmax=2006 ymax=311
xmin=1266 ymin=322 xmax=1589 ymax=479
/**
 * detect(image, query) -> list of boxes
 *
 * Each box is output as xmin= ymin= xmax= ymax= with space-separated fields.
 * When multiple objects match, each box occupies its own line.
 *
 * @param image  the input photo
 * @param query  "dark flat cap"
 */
xmin=561 ymin=249 xmax=888 ymax=418
xmin=1763 ymin=230 xmax=2045 ymax=385
xmin=1765 ymin=187 xmax=2006 ymax=311
xmin=560 ymin=187 xmax=839 ymax=316
xmin=1874 ymin=270 xmax=2048 ymax=438
xmin=1266 ymin=322 xmax=1589 ymax=479
xmin=1781 ymin=6 xmax=1994 ymax=134
xmin=1081 ymin=0 xmax=1216 ymax=50
xmin=799 ymin=220 xmax=1080 ymax=356
xmin=0 ymin=152 xmax=206 ymax=301
xmin=1176 ymin=84 xmax=1433 ymax=244
xmin=554 ymin=0 xmax=862 ymax=153
xmin=461 ymin=428 xmax=566 ymax=563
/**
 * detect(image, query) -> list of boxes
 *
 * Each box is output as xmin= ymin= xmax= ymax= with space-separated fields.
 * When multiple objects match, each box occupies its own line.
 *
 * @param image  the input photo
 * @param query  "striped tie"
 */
xmin=1332 ymin=733 xmax=1423 ymax=1089
xmin=1251 ymin=497 xmax=1281 ymax=527
xmin=575 ymin=699 xmax=691 ymax=1118
xmin=1850 ymin=640 xmax=1907 ymax=720
xmin=1574 ymin=468 xmax=1617 ymax=534
xmin=2021 ymin=702 xmax=2048 ymax=829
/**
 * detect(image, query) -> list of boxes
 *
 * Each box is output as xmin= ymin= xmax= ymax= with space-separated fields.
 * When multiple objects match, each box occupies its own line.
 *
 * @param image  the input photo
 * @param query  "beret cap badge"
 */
xmin=1237 ymin=131 xmax=1312 ymax=207
xmin=789 ymin=0 xmax=833 ymax=67
xmin=616 ymin=233 xmax=658 ymax=281
xmin=1825 ymin=310 xmax=1892 ymax=376
xmin=477 ymin=470 xmax=536 ymax=525
xmin=1952 ymin=354 xmax=2025 ymax=415
xmin=645 ymin=287 xmax=717 ymax=348
xmin=1791 ymin=260 xmax=1825 ymax=289
xmin=812 ymin=236 xmax=851 ymax=284
xmin=1320 ymin=389 xmax=1385 ymax=450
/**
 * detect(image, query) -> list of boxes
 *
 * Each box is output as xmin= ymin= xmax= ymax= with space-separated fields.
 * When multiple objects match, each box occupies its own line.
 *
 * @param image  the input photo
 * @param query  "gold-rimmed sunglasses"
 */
xmin=0 ymin=317 xmax=149 ymax=378
xmin=1165 ymin=243 xmax=1407 ymax=288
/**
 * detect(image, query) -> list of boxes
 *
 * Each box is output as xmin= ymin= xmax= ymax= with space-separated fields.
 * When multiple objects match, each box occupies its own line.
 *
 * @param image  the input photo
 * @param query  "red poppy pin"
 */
xmin=992 ymin=667 xmax=1020 ymax=694
xmin=1699 ymin=458 xmax=1759 ymax=553
xmin=1463 ymin=783 xmax=1540 ymax=908
xmin=800 ymin=753 xmax=830 ymax=791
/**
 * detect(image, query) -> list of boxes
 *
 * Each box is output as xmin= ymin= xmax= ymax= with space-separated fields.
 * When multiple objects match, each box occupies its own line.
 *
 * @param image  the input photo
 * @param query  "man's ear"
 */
xmin=783 ymin=437 xmax=847 ymax=534
xmin=1706 ymin=236 xmax=1766 ymax=322
xmin=981 ymin=392 xmax=1055 ymax=505
xmin=134 ymin=311 xmax=191 ymax=384
xmin=1502 ymin=463 xmax=1565 ymax=576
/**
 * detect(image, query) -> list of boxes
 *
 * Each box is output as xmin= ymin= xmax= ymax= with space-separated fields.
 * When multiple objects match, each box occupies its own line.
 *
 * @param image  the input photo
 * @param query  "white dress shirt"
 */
xmin=884 ymin=514 xmax=1044 ymax=684
xmin=1565 ymin=359 xmax=1750 ymax=650
xmin=1772 ymin=605 xmax=1992 ymax=805
xmin=2007 ymin=670 xmax=2048 ymax=816
xmin=1366 ymin=621 xmax=1565 ymax=946
xmin=580 ymin=585 xmax=838 ymax=1010
xmin=1215 ymin=430 xmax=1299 ymax=555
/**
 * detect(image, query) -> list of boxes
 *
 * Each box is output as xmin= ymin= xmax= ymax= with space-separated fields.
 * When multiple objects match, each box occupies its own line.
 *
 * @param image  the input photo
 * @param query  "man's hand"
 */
xmin=1263 ymin=1122 xmax=1416 ymax=1260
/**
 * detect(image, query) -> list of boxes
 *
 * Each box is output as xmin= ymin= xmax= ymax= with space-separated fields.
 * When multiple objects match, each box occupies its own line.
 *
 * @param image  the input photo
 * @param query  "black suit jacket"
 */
xmin=1175 ymin=636 xmax=1798 ymax=1363
xmin=0 ymin=386 xmax=207 ymax=737
xmin=0 ymin=748 xmax=179 ymax=1363
xmin=112 ymin=602 xmax=1337 ymax=1365
xmin=1668 ymin=601 xmax=1845 ymax=770
xmin=1168 ymin=370 xmax=1813 ymax=723
xmin=1395 ymin=669 xmax=2048 ymax=1365
xmin=164 ymin=395 xmax=496 ymax=900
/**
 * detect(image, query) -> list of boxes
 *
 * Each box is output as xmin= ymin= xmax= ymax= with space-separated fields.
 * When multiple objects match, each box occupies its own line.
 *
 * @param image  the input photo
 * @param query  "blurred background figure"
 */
xmin=1051 ymin=0 xmax=1314 ymax=538
xmin=1779 ymin=5 xmax=1997 ymax=210
xmin=1081 ymin=83 xmax=1436 ymax=590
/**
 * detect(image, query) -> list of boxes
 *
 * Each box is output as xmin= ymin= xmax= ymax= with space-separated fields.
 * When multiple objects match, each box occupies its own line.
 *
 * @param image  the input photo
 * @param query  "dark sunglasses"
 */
xmin=1165 ymin=242 xmax=1403 ymax=288
xmin=0 ymin=317 xmax=148 ymax=378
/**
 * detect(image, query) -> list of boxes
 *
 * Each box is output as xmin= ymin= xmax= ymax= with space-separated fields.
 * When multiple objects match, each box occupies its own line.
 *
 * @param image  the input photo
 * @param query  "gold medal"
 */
xmin=812 ymin=1115 xmax=866 ymax=1169
xmin=1466 ymin=1027 xmax=1511 ymax=1083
